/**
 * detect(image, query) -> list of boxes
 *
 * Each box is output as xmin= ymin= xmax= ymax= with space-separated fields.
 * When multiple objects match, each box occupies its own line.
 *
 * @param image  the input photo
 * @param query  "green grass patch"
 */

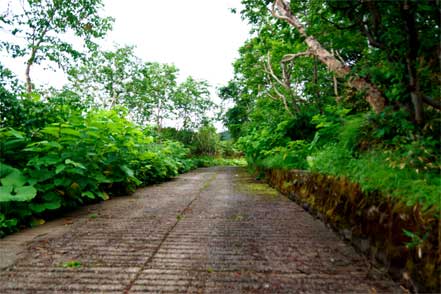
xmin=307 ymin=146 xmax=440 ymax=210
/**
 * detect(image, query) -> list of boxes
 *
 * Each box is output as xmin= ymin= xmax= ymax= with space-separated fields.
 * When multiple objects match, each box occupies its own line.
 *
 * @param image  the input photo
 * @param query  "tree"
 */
xmin=219 ymin=24 xmax=335 ymax=140
xmin=130 ymin=62 xmax=179 ymax=130
xmin=193 ymin=123 xmax=220 ymax=156
xmin=68 ymin=45 xmax=139 ymax=109
xmin=322 ymin=0 xmax=440 ymax=123
xmin=174 ymin=77 xmax=213 ymax=130
xmin=239 ymin=0 xmax=440 ymax=124
xmin=1 ymin=0 xmax=113 ymax=93
xmin=270 ymin=0 xmax=385 ymax=113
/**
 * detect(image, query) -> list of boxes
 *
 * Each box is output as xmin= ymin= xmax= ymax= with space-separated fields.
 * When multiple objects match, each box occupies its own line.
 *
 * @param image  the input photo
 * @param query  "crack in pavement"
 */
xmin=123 ymin=172 xmax=218 ymax=294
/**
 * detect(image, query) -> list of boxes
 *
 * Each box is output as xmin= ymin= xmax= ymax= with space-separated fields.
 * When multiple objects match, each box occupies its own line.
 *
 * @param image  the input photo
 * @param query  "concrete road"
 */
xmin=0 ymin=167 xmax=399 ymax=293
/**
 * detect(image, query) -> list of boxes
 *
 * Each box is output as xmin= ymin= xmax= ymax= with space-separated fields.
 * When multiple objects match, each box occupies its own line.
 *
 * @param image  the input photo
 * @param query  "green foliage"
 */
xmin=307 ymin=145 xmax=439 ymax=209
xmin=1 ymin=0 xmax=113 ymax=92
xmin=192 ymin=124 xmax=220 ymax=156
xmin=243 ymin=110 xmax=440 ymax=211
xmin=160 ymin=127 xmax=242 ymax=159
xmin=0 ymin=103 xmax=200 ymax=236
xmin=403 ymin=229 xmax=429 ymax=250
xmin=68 ymin=45 xmax=140 ymax=109
xmin=259 ymin=140 xmax=309 ymax=170
xmin=0 ymin=164 xmax=37 ymax=202
xmin=218 ymin=140 xmax=242 ymax=158
xmin=190 ymin=156 xmax=246 ymax=168
xmin=0 ymin=1 xmax=231 ymax=238
xmin=0 ymin=65 xmax=23 ymax=127
xmin=174 ymin=77 xmax=214 ymax=130
xmin=226 ymin=0 xmax=440 ymax=212
xmin=69 ymin=54 xmax=215 ymax=129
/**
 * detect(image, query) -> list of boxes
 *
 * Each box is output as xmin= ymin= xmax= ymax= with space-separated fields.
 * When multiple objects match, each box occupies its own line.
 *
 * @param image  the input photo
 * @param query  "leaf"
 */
xmin=70 ymin=182 xmax=80 ymax=191
xmin=120 ymin=165 xmax=134 ymax=177
xmin=60 ymin=128 xmax=80 ymax=137
xmin=30 ymin=218 xmax=45 ymax=227
xmin=0 ymin=216 xmax=18 ymax=229
xmin=1 ymin=169 xmax=27 ymax=187
xmin=55 ymin=164 xmax=66 ymax=174
xmin=65 ymin=159 xmax=86 ymax=169
xmin=13 ymin=186 xmax=38 ymax=201
xmin=403 ymin=229 xmax=414 ymax=238
xmin=54 ymin=177 xmax=72 ymax=187
xmin=6 ymin=129 xmax=25 ymax=139
xmin=3 ymin=139 xmax=26 ymax=152
xmin=41 ymin=127 xmax=60 ymax=137
xmin=81 ymin=191 xmax=95 ymax=199
xmin=32 ymin=168 xmax=54 ymax=182
xmin=0 ymin=185 xmax=37 ymax=202
xmin=24 ymin=141 xmax=62 ymax=152
xmin=29 ymin=200 xmax=61 ymax=213
xmin=96 ymin=191 xmax=109 ymax=200
xmin=0 ymin=185 xmax=13 ymax=196
xmin=29 ymin=154 xmax=62 ymax=167
xmin=94 ymin=173 xmax=113 ymax=183
xmin=130 ymin=176 xmax=142 ymax=186
xmin=64 ymin=167 xmax=86 ymax=175
xmin=0 ymin=164 xmax=15 ymax=178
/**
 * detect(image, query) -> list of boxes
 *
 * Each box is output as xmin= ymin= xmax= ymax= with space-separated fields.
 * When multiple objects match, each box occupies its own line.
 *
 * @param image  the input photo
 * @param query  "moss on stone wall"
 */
xmin=261 ymin=168 xmax=440 ymax=293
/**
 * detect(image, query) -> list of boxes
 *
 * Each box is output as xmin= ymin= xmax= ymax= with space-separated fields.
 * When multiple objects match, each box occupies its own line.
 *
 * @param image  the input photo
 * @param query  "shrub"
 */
xmin=0 ymin=108 xmax=194 ymax=236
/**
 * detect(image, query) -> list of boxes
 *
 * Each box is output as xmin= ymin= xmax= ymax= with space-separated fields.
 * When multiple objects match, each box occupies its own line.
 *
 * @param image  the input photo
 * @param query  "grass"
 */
xmin=192 ymin=156 xmax=247 ymax=167
xmin=307 ymin=146 xmax=440 ymax=210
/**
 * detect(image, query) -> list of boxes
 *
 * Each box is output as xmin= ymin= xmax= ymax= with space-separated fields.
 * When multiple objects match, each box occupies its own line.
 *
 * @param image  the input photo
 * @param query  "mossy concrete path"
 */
xmin=0 ymin=167 xmax=399 ymax=293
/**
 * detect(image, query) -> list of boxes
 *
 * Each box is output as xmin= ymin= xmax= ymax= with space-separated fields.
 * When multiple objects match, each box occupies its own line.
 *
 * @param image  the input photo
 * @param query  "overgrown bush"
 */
xmin=0 ymin=105 xmax=195 ymax=237
xmin=239 ymin=106 xmax=440 ymax=212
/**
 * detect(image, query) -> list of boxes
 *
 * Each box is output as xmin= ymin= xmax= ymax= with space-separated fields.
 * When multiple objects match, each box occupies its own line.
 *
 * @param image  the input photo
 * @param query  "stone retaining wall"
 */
xmin=261 ymin=168 xmax=440 ymax=293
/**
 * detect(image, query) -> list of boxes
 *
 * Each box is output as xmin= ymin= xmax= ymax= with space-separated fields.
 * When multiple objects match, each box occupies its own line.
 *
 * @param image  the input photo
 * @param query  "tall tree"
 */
xmin=271 ymin=0 xmax=385 ymax=113
xmin=1 ymin=0 xmax=113 ymax=93
xmin=174 ymin=77 xmax=213 ymax=130
xmin=130 ymin=62 xmax=178 ymax=130
xmin=68 ymin=45 xmax=139 ymax=108
xmin=323 ymin=0 xmax=440 ymax=123
xmin=239 ymin=0 xmax=440 ymax=123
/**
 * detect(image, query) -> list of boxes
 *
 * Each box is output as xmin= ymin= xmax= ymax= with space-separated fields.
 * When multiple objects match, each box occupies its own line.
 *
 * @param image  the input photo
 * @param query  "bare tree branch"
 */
xmin=281 ymin=51 xmax=312 ymax=63
xmin=262 ymin=53 xmax=298 ymax=114
xmin=263 ymin=53 xmax=286 ymax=88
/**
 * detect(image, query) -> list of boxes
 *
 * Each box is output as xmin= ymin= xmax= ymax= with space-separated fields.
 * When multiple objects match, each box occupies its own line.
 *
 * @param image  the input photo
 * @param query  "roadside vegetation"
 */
xmin=0 ymin=0 xmax=241 ymax=237
xmin=221 ymin=3 xmax=440 ymax=288
xmin=0 ymin=0 xmax=440 ymax=289
xmin=221 ymin=0 xmax=440 ymax=212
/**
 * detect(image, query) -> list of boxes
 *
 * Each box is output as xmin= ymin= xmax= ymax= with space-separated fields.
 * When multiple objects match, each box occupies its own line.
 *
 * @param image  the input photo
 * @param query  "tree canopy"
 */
xmin=220 ymin=0 xmax=440 ymax=211
xmin=1 ymin=0 xmax=113 ymax=93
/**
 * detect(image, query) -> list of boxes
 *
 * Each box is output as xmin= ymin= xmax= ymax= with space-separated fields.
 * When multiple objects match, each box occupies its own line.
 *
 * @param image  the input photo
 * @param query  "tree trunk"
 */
xmin=25 ymin=27 xmax=49 ymax=94
xmin=156 ymin=99 xmax=162 ymax=133
xmin=25 ymin=61 xmax=33 ymax=93
xmin=25 ymin=47 xmax=37 ymax=93
xmin=273 ymin=0 xmax=386 ymax=113
xmin=403 ymin=1 xmax=423 ymax=124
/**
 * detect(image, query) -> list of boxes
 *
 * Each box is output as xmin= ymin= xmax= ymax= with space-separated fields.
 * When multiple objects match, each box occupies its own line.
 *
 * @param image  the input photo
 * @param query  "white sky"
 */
xmin=102 ymin=0 xmax=249 ymax=87
xmin=1 ymin=0 xmax=250 ymax=90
